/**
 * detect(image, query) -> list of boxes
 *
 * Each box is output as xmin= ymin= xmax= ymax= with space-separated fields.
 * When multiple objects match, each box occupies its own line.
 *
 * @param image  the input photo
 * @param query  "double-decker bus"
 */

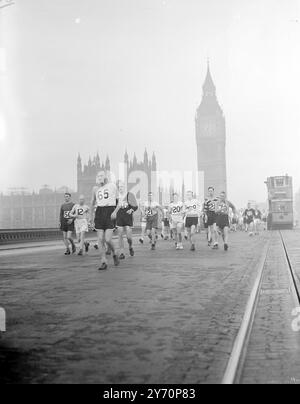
xmin=265 ymin=175 xmax=294 ymax=230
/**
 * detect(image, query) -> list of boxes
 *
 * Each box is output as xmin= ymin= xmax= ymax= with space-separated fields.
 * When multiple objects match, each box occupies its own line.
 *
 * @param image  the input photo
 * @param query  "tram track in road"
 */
xmin=222 ymin=230 xmax=300 ymax=384
xmin=279 ymin=230 xmax=300 ymax=305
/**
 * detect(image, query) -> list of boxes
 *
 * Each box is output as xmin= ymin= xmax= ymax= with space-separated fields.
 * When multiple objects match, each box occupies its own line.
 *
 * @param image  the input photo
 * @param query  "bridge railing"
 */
xmin=0 ymin=228 xmax=63 ymax=244
xmin=0 ymin=227 xmax=142 ymax=245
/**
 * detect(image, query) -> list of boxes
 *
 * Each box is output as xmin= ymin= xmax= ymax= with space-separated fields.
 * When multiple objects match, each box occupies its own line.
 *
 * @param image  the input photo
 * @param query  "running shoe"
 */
xmin=64 ymin=249 xmax=71 ymax=255
xmin=119 ymin=253 xmax=126 ymax=260
xmin=129 ymin=248 xmax=134 ymax=257
xmin=190 ymin=244 xmax=195 ymax=251
xmin=98 ymin=262 xmax=108 ymax=271
xmin=94 ymin=244 xmax=99 ymax=250
xmin=212 ymin=243 xmax=219 ymax=250
xmin=78 ymin=249 xmax=83 ymax=256
xmin=178 ymin=243 xmax=184 ymax=250
xmin=84 ymin=242 xmax=90 ymax=253
xmin=139 ymin=238 xmax=144 ymax=244
xmin=113 ymin=254 xmax=120 ymax=266
xmin=224 ymin=243 xmax=229 ymax=251
xmin=151 ymin=243 xmax=156 ymax=250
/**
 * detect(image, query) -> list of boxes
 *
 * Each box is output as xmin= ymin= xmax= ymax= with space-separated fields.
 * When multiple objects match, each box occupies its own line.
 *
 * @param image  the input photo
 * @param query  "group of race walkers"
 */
xmin=59 ymin=170 xmax=267 ymax=270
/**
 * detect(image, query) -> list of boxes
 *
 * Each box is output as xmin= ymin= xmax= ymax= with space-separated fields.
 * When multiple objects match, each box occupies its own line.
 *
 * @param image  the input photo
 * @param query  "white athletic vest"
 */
xmin=169 ymin=201 xmax=184 ymax=218
xmin=95 ymin=183 xmax=117 ymax=207
xmin=73 ymin=204 xmax=89 ymax=220
xmin=184 ymin=199 xmax=200 ymax=217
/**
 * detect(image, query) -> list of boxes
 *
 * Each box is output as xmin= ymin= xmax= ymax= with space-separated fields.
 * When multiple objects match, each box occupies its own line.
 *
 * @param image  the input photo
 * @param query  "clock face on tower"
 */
xmin=201 ymin=121 xmax=216 ymax=137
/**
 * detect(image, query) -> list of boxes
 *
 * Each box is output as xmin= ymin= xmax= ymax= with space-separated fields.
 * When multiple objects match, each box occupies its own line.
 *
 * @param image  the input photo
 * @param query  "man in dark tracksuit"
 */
xmin=59 ymin=192 xmax=76 ymax=255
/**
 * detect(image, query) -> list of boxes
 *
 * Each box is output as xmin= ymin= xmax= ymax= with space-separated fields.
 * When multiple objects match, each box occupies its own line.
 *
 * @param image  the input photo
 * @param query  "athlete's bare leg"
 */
xmin=125 ymin=226 xmax=134 ymax=255
xmin=173 ymin=227 xmax=178 ymax=245
xmin=105 ymin=229 xmax=116 ymax=256
xmin=125 ymin=226 xmax=133 ymax=248
xmin=118 ymin=227 xmax=125 ymax=254
xmin=223 ymin=227 xmax=229 ymax=244
xmin=63 ymin=232 xmax=70 ymax=249
xmin=75 ymin=232 xmax=81 ymax=244
xmin=141 ymin=222 xmax=146 ymax=238
xmin=79 ymin=231 xmax=85 ymax=251
xmin=186 ymin=227 xmax=191 ymax=243
xmin=67 ymin=231 xmax=76 ymax=253
xmin=189 ymin=225 xmax=196 ymax=250
xmin=146 ymin=228 xmax=152 ymax=241
xmin=151 ymin=227 xmax=156 ymax=244
xmin=210 ymin=223 xmax=218 ymax=247
xmin=177 ymin=223 xmax=183 ymax=244
xmin=191 ymin=225 xmax=197 ymax=243
xmin=208 ymin=226 xmax=213 ymax=244
xmin=97 ymin=230 xmax=106 ymax=263
xmin=213 ymin=224 xmax=219 ymax=248
xmin=163 ymin=225 xmax=170 ymax=240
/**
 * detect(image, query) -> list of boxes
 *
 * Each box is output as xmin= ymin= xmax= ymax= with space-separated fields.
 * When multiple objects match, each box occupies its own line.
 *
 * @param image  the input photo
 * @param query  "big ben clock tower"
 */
xmin=195 ymin=63 xmax=227 ymax=196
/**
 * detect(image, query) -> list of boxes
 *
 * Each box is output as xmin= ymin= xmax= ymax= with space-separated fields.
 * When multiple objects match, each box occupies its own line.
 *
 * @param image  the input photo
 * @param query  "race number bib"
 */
xmin=218 ymin=203 xmax=227 ymax=214
xmin=208 ymin=201 xmax=215 ymax=211
xmin=172 ymin=205 xmax=182 ymax=214
xmin=145 ymin=207 xmax=153 ymax=216
xmin=97 ymin=189 xmax=109 ymax=201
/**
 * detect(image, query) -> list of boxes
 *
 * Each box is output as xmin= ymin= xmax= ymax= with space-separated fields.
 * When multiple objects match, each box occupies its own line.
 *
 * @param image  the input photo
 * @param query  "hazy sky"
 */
xmin=0 ymin=0 xmax=300 ymax=206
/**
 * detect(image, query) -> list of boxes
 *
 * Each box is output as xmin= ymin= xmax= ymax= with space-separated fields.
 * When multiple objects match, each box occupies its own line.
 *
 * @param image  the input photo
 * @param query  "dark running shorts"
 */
xmin=185 ymin=217 xmax=198 ymax=228
xmin=95 ymin=206 xmax=116 ymax=231
xmin=206 ymin=212 xmax=216 ymax=226
xmin=216 ymin=214 xmax=230 ymax=230
xmin=117 ymin=210 xmax=133 ymax=228
xmin=246 ymin=217 xmax=254 ymax=225
xmin=163 ymin=219 xmax=170 ymax=227
xmin=146 ymin=215 xmax=158 ymax=231
xmin=61 ymin=220 xmax=75 ymax=233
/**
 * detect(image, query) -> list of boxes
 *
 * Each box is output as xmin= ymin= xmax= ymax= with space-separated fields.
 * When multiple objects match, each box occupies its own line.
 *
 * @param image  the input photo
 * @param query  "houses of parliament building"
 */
xmin=0 ymin=151 xmax=158 ymax=229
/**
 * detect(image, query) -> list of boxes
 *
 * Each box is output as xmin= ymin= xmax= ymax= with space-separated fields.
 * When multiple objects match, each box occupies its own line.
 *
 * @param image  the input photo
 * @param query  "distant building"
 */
xmin=0 ymin=186 xmax=75 ymax=229
xmin=125 ymin=150 xmax=158 ymax=201
xmin=195 ymin=62 xmax=227 ymax=197
xmin=0 ymin=151 xmax=160 ymax=229
xmin=77 ymin=153 xmax=110 ymax=198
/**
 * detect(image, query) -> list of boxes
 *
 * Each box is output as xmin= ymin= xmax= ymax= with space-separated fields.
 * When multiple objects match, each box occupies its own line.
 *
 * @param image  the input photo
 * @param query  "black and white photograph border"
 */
xmin=1 ymin=0 xmax=300 ymax=389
